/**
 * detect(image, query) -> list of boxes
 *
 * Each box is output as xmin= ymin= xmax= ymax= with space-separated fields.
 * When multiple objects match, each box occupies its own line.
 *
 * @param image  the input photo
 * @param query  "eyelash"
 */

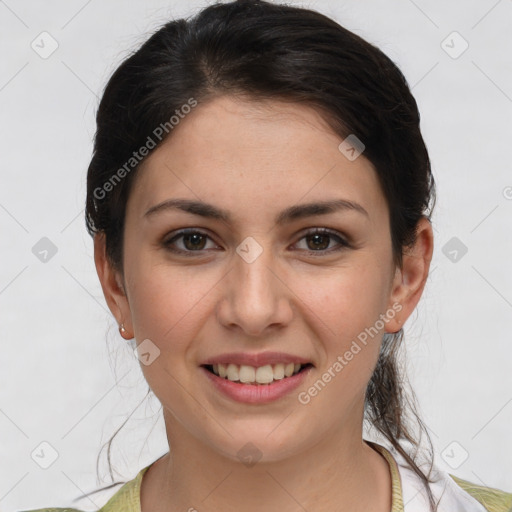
xmin=162 ymin=227 xmax=350 ymax=257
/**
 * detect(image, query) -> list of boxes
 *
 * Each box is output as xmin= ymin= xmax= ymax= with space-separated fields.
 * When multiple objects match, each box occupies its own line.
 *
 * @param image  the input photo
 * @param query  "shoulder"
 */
xmin=18 ymin=509 xmax=85 ymax=512
xmin=449 ymin=474 xmax=512 ymax=512
xmin=17 ymin=464 xmax=152 ymax=512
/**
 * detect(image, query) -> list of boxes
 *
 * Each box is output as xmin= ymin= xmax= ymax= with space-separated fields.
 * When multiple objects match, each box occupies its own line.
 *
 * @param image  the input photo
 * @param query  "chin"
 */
xmin=202 ymin=422 xmax=315 ymax=466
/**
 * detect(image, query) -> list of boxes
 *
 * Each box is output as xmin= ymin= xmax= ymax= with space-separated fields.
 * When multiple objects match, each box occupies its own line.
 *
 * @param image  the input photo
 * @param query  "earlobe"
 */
xmin=93 ymin=232 xmax=134 ymax=338
xmin=385 ymin=217 xmax=434 ymax=333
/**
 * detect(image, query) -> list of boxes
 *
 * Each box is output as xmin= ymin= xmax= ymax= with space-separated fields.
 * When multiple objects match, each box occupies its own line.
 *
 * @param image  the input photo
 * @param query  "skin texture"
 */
xmin=94 ymin=96 xmax=434 ymax=512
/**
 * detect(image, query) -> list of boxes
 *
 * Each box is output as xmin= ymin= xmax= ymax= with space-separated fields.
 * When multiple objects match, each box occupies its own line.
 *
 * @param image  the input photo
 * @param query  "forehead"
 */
xmin=126 ymin=96 xmax=387 ymax=228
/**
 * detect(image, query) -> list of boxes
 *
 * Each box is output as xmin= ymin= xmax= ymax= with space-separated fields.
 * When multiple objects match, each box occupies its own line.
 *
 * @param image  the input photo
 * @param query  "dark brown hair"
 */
xmin=83 ymin=1 xmax=438 ymax=509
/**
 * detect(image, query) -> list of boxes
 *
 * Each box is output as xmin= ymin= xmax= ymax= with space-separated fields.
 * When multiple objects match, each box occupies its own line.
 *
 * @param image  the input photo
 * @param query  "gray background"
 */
xmin=1 ymin=0 xmax=511 ymax=510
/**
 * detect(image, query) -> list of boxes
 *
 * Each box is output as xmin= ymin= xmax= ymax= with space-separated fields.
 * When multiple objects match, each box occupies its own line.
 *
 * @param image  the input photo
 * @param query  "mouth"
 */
xmin=201 ymin=362 xmax=314 ymax=385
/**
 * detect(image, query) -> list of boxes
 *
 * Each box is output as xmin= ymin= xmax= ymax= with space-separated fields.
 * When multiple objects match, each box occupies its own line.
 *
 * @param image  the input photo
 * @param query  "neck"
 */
xmin=140 ymin=414 xmax=392 ymax=512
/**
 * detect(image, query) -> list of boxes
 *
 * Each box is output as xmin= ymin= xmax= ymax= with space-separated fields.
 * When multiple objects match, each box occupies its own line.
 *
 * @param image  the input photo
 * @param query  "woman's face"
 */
xmin=99 ymin=96 xmax=421 ymax=463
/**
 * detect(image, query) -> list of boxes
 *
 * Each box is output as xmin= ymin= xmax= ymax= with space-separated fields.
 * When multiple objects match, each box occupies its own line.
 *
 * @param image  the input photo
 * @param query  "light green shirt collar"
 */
xmin=99 ymin=442 xmax=405 ymax=512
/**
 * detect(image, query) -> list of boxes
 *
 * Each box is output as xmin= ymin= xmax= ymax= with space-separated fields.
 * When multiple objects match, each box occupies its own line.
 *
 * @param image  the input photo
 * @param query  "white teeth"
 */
xmin=255 ymin=365 xmax=274 ymax=384
xmin=209 ymin=362 xmax=305 ymax=384
xmin=273 ymin=363 xmax=285 ymax=380
xmin=239 ymin=365 xmax=256 ymax=383
xmin=226 ymin=363 xmax=239 ymax=381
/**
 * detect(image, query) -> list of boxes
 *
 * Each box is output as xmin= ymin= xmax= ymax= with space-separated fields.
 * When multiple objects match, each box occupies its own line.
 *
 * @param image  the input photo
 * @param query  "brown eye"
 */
xmin=163 ymin=229 xmax=218 ymax=255
xmin=294 ymin=228 xmax=350 ymax=255
xmin=305 ymin=233 xmax=330 ymax=251
xmin=181 ymin=232 xmax=208 ymax=250
xmin=162 ymin=227 xmax=350 ymax=257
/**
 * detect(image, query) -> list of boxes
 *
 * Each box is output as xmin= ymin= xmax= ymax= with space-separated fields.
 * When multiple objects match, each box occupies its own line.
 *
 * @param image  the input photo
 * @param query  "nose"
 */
xmin=216 ymin=239 xmax=294 ymax=337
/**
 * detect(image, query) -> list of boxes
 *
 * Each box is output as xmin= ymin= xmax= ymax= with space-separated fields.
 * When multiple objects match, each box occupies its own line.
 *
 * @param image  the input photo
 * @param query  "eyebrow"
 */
xmin=144 ymin=198 xmax=369 ymax=225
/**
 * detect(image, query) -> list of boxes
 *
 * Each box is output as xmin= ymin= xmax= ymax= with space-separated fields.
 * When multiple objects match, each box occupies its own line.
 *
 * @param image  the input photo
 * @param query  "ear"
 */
xmin=94 ymin=232 xmax=133 ymax=338
xmin=385 ymin=217 xmax=434 ymax=333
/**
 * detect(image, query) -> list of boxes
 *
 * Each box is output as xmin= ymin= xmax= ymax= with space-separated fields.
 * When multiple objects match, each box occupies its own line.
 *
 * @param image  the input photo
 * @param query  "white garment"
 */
xmin=388 ymin=444 xmax=489 ymax=512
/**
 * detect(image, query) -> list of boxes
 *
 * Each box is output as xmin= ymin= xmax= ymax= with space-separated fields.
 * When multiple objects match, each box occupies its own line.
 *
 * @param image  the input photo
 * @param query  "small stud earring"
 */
xmin=119 ymin=323 xmax=127 ymax=337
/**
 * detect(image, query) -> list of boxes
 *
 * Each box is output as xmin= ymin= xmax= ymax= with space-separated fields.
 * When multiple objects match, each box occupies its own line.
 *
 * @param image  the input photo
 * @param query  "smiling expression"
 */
xmin=99 ymin=95 xmax=412 ymax=462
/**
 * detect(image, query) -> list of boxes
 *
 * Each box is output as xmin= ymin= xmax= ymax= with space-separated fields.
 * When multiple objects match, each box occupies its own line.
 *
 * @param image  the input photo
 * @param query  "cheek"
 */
xmin=127 ymin=262 xmax=217 ymax=349
xmin=290 ymin=259 xmax=388 ymax=404
xmin=126 ymin=266 xmax=209 ymax=396
xmin=292 ymin=260 xmax=388 ymax=338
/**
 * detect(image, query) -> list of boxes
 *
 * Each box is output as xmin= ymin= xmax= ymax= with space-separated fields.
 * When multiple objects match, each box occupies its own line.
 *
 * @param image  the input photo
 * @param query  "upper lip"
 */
xmin=200 ymin=351 xmax=314 ymax=368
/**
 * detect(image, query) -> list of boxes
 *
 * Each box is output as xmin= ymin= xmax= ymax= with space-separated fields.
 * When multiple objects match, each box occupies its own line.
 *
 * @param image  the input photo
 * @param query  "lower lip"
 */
xmin=200 ymin=366 xmax=313 ymax=404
